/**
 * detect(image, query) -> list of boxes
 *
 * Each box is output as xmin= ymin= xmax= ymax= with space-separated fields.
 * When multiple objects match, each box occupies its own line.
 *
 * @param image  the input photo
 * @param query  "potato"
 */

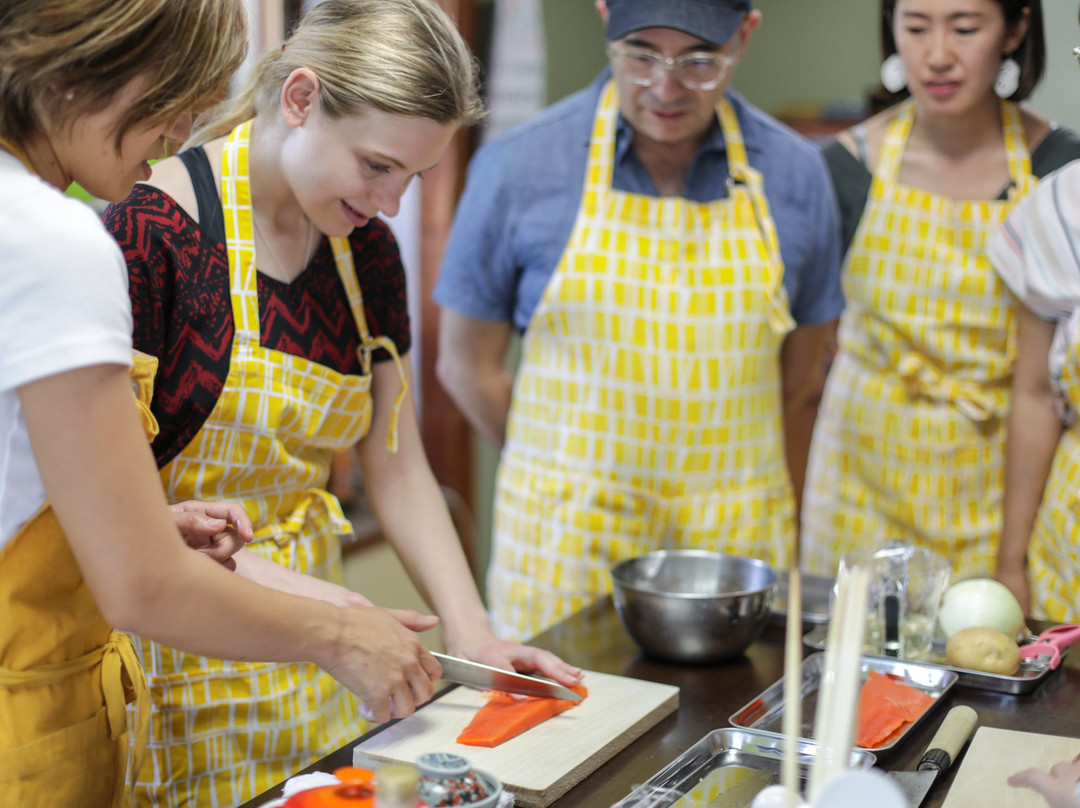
xmin=945 ymin=627 xmax=1021 ymax=675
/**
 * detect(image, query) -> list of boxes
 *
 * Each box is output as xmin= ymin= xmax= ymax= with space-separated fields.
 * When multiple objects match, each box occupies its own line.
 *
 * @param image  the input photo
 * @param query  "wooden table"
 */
xmin=239 ymin=599 xmax=1080 ymax=808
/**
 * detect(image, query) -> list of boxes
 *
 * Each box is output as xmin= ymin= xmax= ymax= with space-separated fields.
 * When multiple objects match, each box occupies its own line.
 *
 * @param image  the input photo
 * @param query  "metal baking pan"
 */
xmin=802 ymin=623 xmax=1064 ymax=695
xmin=610 ymin=727 xmax=876 ymax=808
xmin=728 ymin=652 xmax=956 ymax=756
xmin=768 ymin=571 xmax=834 ymax=626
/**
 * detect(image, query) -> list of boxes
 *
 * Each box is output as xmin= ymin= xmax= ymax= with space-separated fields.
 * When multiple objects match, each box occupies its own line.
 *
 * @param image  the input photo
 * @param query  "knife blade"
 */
xmin=889 ymin=705 xmax=978 ymax=808
xmin=431 ymin=652 xmax=583 ymax=701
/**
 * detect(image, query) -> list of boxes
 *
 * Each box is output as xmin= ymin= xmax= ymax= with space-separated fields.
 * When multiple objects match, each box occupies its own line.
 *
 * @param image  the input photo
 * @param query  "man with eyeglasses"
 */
xmin=435 ymin=0 xmax=843 ymax=642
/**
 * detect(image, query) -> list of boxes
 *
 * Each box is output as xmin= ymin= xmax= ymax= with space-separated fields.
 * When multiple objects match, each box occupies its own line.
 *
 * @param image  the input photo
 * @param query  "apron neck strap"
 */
xmin=0 ymin=137 xmax=36 ymax=175
xmin=999 ymin=100 xmax=1032 ymax=194
xmin=877 ymin=97 xmax=1032 ymax=187
xmin=221 ymin=121 xmax=260 ymax=341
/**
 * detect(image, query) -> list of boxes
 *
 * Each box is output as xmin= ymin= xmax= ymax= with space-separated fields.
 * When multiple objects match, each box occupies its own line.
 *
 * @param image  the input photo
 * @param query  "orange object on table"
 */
xmin=284 ymin=768 xmax=376 ymax=807
xmin=857 ymin=670 xmax=934 ymax=748
xmin=456 ymin=685 xmax=588 ymax=747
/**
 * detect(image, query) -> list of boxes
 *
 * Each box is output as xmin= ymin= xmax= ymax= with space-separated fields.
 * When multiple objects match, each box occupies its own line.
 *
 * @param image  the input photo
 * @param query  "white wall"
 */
xmin=1029 ymin=4 xmax=1080 ymax=133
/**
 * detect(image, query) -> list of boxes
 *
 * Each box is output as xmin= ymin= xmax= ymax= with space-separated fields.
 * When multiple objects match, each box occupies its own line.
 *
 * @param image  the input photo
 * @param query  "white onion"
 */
xmin=938 ymin=578 xmax=1025 ymax=640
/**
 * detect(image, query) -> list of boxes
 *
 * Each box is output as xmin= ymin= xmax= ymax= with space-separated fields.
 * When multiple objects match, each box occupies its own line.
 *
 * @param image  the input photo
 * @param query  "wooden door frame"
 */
xmin=418 ymin=0 xmax=478 ymax=559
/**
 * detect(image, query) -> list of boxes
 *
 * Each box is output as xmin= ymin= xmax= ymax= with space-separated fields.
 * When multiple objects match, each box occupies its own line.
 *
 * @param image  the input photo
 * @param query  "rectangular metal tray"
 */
xmin=728 ymin=652 xmax=956 ymax=756
xmin=610 ymin=727 xmax=876 ymax=808
xmin=769 ymin=571 xmax=833 ymax=626
xmin=802 ymin=623 xmax=1063 ymax=695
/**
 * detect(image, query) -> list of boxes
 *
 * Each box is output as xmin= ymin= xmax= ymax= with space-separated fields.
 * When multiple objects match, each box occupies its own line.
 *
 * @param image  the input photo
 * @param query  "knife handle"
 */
xmin=917 ymin=705 xmax=978 ymax=773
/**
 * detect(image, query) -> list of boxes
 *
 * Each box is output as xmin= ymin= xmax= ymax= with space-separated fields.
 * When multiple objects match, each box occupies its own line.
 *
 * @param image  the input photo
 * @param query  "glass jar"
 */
xmin=414 ymin=752 xmax=489 ymax=806
xmin=376 ymin=764 xmax=421 ymax=808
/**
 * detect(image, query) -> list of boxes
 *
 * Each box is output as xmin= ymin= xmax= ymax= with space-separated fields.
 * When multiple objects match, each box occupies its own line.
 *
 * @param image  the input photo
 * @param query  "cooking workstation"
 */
xmin=239 ymin=551 xmax=1080 ymax=808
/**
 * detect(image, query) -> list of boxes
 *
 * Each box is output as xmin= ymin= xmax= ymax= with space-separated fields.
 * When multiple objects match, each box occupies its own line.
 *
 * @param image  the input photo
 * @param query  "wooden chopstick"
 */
xmin=782 ymin=568 xmax=803 ymax=807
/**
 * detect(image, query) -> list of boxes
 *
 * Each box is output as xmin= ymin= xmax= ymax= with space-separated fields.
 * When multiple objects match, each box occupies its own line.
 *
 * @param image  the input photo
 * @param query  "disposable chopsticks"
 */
xmin=807 ymin=563 xmax=870 ymax=802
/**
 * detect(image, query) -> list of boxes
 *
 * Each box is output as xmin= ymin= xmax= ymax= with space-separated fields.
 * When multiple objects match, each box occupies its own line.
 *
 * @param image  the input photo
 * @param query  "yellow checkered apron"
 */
xmin=802 ymin=100 xmax=1032 ymax=580
xmin=1027 ymin=312 xmax=1080 ymax=621
xmin=131 ymin=121 xmax=406 ymax=807
xmin=487 ymin=82 xmax=797 ymax=642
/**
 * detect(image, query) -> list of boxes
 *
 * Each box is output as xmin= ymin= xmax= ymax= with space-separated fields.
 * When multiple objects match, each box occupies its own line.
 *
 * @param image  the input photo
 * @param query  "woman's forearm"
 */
xmin=232 ymin=549 xmax=373 ymax=607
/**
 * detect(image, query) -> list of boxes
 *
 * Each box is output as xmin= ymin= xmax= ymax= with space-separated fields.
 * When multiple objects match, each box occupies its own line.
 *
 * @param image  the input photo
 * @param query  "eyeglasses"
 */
xmin=606 ymin=43 xmax=736 ymax=91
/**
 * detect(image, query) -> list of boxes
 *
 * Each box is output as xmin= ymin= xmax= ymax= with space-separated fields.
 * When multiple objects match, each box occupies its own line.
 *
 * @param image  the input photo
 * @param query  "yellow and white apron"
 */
xmin=0 ymin=354 xmax=156 ymax=807
xmin=801 ymin=100 xmax=1033 ymax=579
xmin=1026 ymin=310 xmax=1080 ymax=621
xmin=487 ymin=82 xmax=797 ymax=642
xmin=131 ymin=120 xmax=407 ymax=808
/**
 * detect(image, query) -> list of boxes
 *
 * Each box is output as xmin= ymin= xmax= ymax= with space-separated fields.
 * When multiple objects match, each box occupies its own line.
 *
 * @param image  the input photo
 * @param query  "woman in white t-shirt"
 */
xmin=0 ymin=1 xmax=455 ymax=803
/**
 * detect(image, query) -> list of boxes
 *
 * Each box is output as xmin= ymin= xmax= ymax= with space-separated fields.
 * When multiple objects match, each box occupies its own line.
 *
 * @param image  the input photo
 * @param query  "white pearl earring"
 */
xmin=994 ymin=56 xmax=1021 ymax=98
xmin=880 ymin=53 xmax=907 ymax=93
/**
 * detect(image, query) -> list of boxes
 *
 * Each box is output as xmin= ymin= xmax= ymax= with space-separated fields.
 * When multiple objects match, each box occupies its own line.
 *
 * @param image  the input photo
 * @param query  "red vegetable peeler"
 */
xmin=1018 ymin=623 xmax=1080 ymax=670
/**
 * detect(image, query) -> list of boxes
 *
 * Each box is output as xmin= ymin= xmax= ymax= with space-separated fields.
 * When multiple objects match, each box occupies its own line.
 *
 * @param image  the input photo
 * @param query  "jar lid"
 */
xmin=377 ymin=764 xmax=420 ymax=801
xmin=415 ymin=752 xmax=470 ymax=779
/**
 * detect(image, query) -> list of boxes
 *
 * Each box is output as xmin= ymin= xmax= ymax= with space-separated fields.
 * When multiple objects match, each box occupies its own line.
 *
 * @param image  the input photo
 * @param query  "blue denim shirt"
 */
xmin=435 ymin=72 xmax=844 ymax=333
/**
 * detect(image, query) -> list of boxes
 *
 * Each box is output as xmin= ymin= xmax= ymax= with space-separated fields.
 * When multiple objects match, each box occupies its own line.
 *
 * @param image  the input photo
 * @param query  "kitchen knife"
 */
xmin=889 ymin=705 xmax=978 ymax=808
xmin=432 ymin=652 xmax=583 ymax=702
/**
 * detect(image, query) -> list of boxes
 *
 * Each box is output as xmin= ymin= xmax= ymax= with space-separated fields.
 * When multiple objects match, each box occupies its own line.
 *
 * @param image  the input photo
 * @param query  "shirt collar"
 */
xmin=610 ymin=91 xmax=758 ymax=169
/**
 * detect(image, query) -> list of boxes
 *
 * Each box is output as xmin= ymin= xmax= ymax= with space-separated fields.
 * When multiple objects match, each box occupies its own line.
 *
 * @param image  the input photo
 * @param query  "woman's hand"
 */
xmin=326 ymin=606 xmax=443 ymax=724
xmin=449 ymin=634 xmax=584 ymax=688
xmin=1008 ymin=754 xmax=1080 ymax=808
xmin=169 ymin=500 xmax=254 ymax=570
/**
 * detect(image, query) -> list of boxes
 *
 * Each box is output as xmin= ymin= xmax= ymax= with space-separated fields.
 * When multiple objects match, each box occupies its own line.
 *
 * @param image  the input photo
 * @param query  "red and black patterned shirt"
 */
xmin=103 ymin=149 xmax=411 ymax=469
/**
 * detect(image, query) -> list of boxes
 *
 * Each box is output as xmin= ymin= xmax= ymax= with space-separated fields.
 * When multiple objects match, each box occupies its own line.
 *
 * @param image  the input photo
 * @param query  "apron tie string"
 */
xmin=897 ymin=352 xmax=1000 ymax=422
xmin=0 ymin=632 xmax=149 ymax=793
xmin=130 ymin=350 xmax=161 ymax=440
xmin=357 ymin=334 xmax=408 ymax=454
xmin=729 ymin=166 xmax=796 ymax=337
xmin=253 ymin=487 xmax=353 ymax=547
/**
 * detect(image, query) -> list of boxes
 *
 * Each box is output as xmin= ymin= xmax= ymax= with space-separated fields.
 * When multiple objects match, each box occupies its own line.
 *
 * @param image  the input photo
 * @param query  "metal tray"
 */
xmin=728 ymin=652 xmax=956 ymax=756
xmin=610 ymin=727 xmax=876 ymax=808
xmin=802 ymin=623 xmax=1064 ymax=695
xmin=768 ymin=571 xmax=833 ymax=626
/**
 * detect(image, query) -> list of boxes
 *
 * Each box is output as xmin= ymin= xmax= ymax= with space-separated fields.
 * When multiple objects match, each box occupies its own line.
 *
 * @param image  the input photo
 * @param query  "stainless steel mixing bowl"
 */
xmin=609 ymin=550 xmax=778 ymax=664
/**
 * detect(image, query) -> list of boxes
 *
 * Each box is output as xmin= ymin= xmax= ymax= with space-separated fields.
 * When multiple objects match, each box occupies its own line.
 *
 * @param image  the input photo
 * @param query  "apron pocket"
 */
xmin=0 ymin=704 xmax=124 ymax=807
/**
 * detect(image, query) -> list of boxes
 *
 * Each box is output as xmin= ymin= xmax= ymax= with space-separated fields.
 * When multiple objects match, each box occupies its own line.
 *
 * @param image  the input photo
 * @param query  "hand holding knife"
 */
xmin=432 ymin=652 xmax=583 ymax=701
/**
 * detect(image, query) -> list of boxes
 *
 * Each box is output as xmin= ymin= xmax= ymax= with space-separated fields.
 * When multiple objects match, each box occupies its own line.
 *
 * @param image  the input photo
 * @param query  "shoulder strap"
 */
xmin=852 ymin=123 xmax=870 ymax=166
xmin=178 ymin=147 xmax=226 ymax=246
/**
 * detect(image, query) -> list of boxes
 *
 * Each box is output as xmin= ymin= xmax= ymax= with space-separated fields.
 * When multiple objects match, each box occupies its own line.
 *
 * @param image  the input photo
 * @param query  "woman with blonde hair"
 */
xmin=105 ymin=0 xmax=582 ymax=804
xmin=1 ymin=0 xmax=453 ymax=805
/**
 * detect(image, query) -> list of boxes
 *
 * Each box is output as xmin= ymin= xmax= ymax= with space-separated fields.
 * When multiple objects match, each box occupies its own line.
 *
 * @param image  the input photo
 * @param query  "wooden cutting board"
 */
xmin=352 ymin=670 xmax=678 ymax=808
xmin=941 ymin=727 xmax=1080 ymax=808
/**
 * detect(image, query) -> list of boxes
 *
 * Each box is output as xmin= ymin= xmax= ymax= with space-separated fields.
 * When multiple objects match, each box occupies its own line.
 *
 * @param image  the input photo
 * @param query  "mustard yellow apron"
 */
xmin=0 ymin=351 xmax=156 ymax=807
xmin=1026 ymin=309 xmax=1080 ymax=621
xmin=487 ymin=82 xmax=797 ymax=642
xmin=131 ymin=121 xmax=407 ymax=808
xmin=802 ymin=100 xmax=1032 ymax=579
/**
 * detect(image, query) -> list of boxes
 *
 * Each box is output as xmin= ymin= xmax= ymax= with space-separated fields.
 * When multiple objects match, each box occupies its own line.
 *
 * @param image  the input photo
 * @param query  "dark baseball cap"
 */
xmin=605 ymin=0 xmax=752 ymax=47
